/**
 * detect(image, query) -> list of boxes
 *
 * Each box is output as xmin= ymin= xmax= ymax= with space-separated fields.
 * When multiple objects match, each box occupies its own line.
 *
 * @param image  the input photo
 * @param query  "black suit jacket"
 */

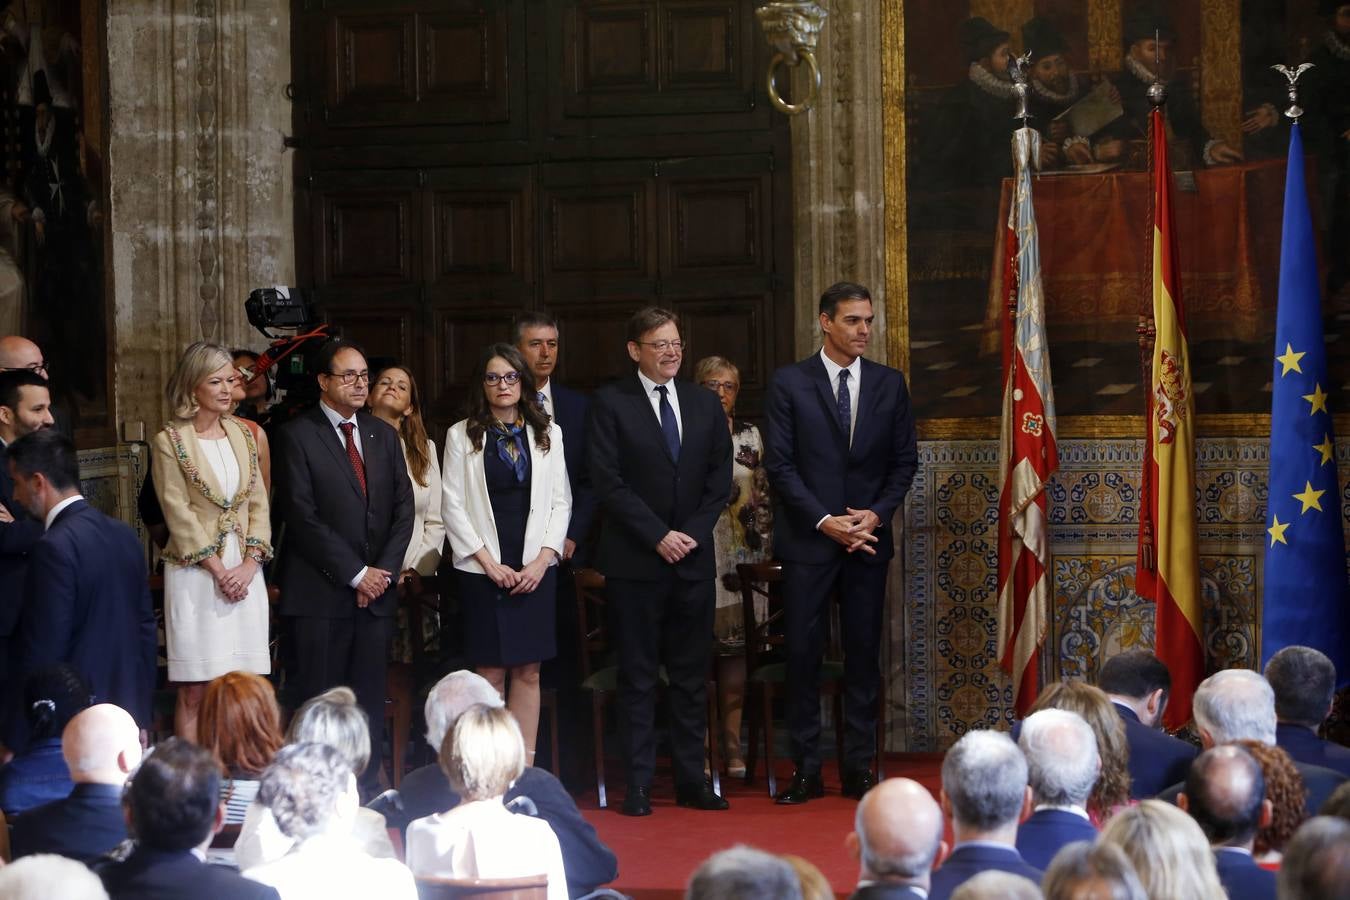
xmin=587 ymin=375 xmax=731 ymax=581
xmin=849 ymin=884 xmax=928 ymax=900
xmin=1161 ymin=758 xmax=1346 ymax=816
xmin=1214 ymin=848 xmax=1277 ymax=900
xmin=98 ymin=847 xmax=281 ymax=900
xmin=10 ymin=781 xmax=127 ymax=863
xmin=11 ymin=501 xmax=155 ymax=732
xmin=0 ymin=440 xmax=44 ymax=653
xmin=928 ymin=844 xmax=1042 ymax=900
xmin=550 ymin=383 xmax=596 ymax=555
xmin=764 ymin=355 xmax=918 ymax=565
xmin=274 ymin=406 xmax=414 ymax=617
xmin=1113 ymin=703 xmax=1199 ymax=798
xmin=1015 ymin=808 xmax=1097 ymax=870
xmin=1276 ymin=722 xmax=1350 ymax=778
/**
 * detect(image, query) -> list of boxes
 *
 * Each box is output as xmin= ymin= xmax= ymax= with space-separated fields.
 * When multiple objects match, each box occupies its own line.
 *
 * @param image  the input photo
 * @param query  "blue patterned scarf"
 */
xmin=490 ymin=418 xmax=528 ymax=483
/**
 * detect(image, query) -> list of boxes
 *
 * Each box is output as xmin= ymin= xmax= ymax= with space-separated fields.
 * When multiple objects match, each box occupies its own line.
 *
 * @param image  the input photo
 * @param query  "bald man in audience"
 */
xmin=0 ymin=336 xmax=47 ymax=379
xmin=846 ymin=777 xmax=947 ymax=900
xmin=1177 ymin=745 xmax=1276 ymax=900
xmin=1015 ymin=708 xmax=1100 ymax=869
xmin=930 ymin=730 xmax=1040 ymax=900
xmin=10 ymin=704 xmax=142 ymax=862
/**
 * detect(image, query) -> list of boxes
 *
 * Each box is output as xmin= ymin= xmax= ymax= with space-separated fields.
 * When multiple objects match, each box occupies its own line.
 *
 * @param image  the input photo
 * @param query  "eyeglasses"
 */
xmin=701 ymin=380 xmax=738 ymax=393
xmin=483 ymin=371 xmax=521 ymax=386
xmin=638 ymin=340 xmax=685 ymax=352
xmin=326 ymin=370 xmax=370 ymax=385
xmin=1 ymin=362 xmax=47 ymax=375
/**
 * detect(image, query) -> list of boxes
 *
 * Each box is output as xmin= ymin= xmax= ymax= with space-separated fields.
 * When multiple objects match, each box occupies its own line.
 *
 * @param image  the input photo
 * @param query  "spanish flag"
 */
xmin=1137 ymin=106 xmax=1203 ymax=729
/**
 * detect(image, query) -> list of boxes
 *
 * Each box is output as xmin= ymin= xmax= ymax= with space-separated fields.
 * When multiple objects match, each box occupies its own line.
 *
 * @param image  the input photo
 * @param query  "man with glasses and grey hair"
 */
xmin=845 ymin=777 xmax=946 ymax=899
xmin=930 ymin=730 xmax=1039 ymax=900
xmin=274 ymin=339 xmax=413 ymax=794
xmin=1015 ymin=708 xmax=1100 ymax=869
xmin=1265 ymin=645 xmax=1350 ymax=778
xmin=391 ymin=670 xmax=618 ymax=899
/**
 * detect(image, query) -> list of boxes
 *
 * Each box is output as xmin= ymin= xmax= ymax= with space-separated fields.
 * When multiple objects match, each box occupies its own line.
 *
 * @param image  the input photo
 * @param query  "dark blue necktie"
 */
xmin=656 ymin=384 xmax=681 ymax=461
xmin=836 ymin=369 xmax=851 ymax=441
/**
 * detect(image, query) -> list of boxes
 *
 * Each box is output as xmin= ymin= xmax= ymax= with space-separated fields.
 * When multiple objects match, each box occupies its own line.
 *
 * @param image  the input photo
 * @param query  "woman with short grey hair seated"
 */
xmin=406 ymin=704 xmax=568 ymax=899
xmin=242 ymin=743 xmax=416 ymax=900
xmin=234 ymin=687 xmax=395 ymax=869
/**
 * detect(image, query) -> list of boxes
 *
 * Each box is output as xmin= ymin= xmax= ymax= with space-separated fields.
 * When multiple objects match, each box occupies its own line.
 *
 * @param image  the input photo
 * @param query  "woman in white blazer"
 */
xmin=441 ymin=343 xmax=571 ymax=761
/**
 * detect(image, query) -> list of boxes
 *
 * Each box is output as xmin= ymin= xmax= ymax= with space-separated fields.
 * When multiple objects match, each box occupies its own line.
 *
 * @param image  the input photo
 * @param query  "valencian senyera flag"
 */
xmin=997 ymin=126 xmax=1058 ymax=716
xmin=1137 ymin=106 xmax=1203 ymax=730
xmin=1261 ymin=121 xmax=1349 ymax=679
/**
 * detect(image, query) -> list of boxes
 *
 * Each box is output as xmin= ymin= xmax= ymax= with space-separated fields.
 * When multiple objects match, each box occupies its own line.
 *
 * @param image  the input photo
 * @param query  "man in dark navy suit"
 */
xmin=588 ymin=307 xmax=731 ymax=816
xmin=1265 ymin=646 xmax=1350 ymax=778
xmin=1178 ymin=745 xmax=1277 ymax=900
xmin=10 ymin=703 xmax=142 ymax=862
xmin=0 ymin=370 xmax=53 ymax=674
xmin=274 ymin=340 xmax=414 ymax=792
xmin=6 ymin=430 xmax=155 ymax=745
xmin=1015 ymin=708 xmax=1100 ymax=870
xmin=846 ymin=777 xmax=947 ymax=900
xmin=764 ymin=281 xmax=918 ymax=803
xmin=1098 ymin=649 xmax=1198 ymax=798
xmin=930 ymin=730 xmax=1040 ymax=900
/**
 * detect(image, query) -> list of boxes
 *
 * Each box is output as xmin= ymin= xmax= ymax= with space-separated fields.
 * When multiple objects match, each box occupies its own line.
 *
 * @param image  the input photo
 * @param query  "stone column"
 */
xmin=106 ymin=0 xmax=294 ymax=435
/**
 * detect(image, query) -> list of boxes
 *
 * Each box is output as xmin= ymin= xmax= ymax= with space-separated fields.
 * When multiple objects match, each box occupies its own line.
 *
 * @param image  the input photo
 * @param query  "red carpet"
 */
xmin=577 ymin=754 xmax=945 ymax=899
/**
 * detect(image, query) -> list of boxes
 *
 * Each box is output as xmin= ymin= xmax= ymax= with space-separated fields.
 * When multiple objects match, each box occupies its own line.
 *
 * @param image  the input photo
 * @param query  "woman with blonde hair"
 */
xmin=152 ymin=341 xmax=271 ymax=739
xmin=1099 ymin=799 xmax=1226 ymax=900
xmin=1030 ymin=680 xmax=1132 ymax=823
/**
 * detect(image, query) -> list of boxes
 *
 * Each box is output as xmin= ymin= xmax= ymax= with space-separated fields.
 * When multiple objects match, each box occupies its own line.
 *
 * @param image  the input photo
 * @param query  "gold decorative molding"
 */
xmin=1086 ymin=0 xmax=1121 ymax=73
xmin=881 ymin=0 xmax=908 ymax=375
xmin=1200 ymin=0 xmax=1243 ymax=144
xmin=967 ymin=0 xmax=1034 ymax=45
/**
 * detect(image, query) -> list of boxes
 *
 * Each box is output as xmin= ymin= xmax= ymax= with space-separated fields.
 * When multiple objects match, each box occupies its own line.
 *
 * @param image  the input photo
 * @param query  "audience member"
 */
xmin=930 ymin=730 xmax=1040 ymax=900
xmin=96 ymin=738 xmax=280 ymax=900
xmin=1029 ymin=681 xmax=1131 ymax=822
xmin=588 ymin=307 xmax=732 ymax=815
xmin=0 ymin=336 xmax=47 ymax=378
xmin=1276 ymin=816 xmax=1350 ymax=900
xmin=274 ymin=339 xmax=414 ymax=793
xmin=236 ymin=687 xmax=395 ymax=870
xmin=6 ymin=430 xmax=156 ymax=743
xmin=243 ymin=743 xmax=416 ymax=900
xmin=1264 ymin=646 xmax=1350 ymax=778
xmin=1016 ymin=708 xmax=1101 ymax=869
xmin=0 ymin=853 xmax=110 ymax=900
xmin=441 ymin=343 xmax=571 ymax=762
xmin=1323 ymin=780 xmax=1350 ymax=820
xmin=392 ymin=670 xmax=617 ymax=898
xmin=949 ymin=871 xmax=1041 ymax=900
xmin=696 ymin=354 xmax=772 ymax=779
xmin=152 ymin=342 xmax=272 ymax=740
xmin=685 ymin=845 xmax=803 ymax=900
xmin=1041 ymin=842 xmax=1146 ymax=900
xmin=1178 ymin=745 xmax=1277 ymax=900
xmin=405 ymin=704 xmax=568 ymax=899
xmin=1098 ymin=649 xmax=1198 ymax=798
xmin=1183 ymin=669 xmax=1345 ymax=814
xmin=197 ymin=671 xmax=283 ymax=825
xmin=0 ymin=664 xmax=90 ymax=813
xmin=0 ymin=370 xmax=52 ymax=672
xmin=1236 ymin=739 xmax=1307 ymax=859
xmin=231 ymin=351 xmax=272 ymax=492
xmin=846 ymin=777 xmax=946 ymax=900
xmin=1098 ymin=799 xmax=1225 ymax=900
xmin=10 ymin=704 xmax=141 ymax=862
xmin=230 ymin=348 xmax=273 ymax=426
xmin=783 ymin=854 xmax=832 ymax=900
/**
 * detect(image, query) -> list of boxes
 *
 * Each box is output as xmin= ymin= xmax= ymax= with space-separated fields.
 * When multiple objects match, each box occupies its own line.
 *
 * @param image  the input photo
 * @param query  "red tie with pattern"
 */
xmin=339 ymin=422 xmax=367 ymax=496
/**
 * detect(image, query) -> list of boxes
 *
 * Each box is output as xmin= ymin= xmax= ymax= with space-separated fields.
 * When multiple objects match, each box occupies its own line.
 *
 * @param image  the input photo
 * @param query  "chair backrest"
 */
xmin=400 ymin=572 xmax=445 ymax=674
xmin=571 ymin=568 xmax=610 ymax=682
xmin=416 ymin=874 xmax=549 ymax=899
xmin=737 ymin=561 xmax=785 ymax=673
xmin=210 ymin=822 xmax=243 ymax=850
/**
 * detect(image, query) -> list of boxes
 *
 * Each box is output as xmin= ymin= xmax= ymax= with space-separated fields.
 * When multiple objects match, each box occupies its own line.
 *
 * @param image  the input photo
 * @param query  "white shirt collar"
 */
xmin=1034 ymin=803 xmax=1091 ymax=820
xmin=1215 ymin=846 xmax=1253 ymax=857
xmin=537 ymin=379 xmax=553 ymax=407
xmin=819 ymin=347 xmax=861 ymax=383
xmin=637 ymin=369 xmax=672 ymax=393
xmin=318 ymin=398 xmax=358 ymax=429
xmin=45 ymin=494 xmax=83 ymax=530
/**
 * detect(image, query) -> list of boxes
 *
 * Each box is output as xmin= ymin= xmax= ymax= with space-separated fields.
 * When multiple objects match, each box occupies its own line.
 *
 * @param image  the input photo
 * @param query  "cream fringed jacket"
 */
xmin=150 ymin=416 xmax=272 ymax=567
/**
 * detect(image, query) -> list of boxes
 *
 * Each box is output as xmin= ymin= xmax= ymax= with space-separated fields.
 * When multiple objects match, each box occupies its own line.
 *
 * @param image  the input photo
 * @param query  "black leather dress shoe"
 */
xmin=841 ymin=767 xmax=878 ymax=800
xmin=774 ymin=770 xmax=825 ymax=805
xmin=621 ymin=785 xmax=652 ymax=816
xmin=676 ymin=780 xmax=730 ymax=810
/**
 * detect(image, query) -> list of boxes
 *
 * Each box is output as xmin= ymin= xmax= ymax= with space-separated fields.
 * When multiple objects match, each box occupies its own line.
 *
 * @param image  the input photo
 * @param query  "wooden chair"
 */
xmin=415 ymin=874 xmax=548 ymax=899
xmin=573 ymin=568 xmax=720 ymax=808
xmin=0 ymin=807 xmax=10 ymax=863
xmin=210 ymin=822 xmax=243 ymax=849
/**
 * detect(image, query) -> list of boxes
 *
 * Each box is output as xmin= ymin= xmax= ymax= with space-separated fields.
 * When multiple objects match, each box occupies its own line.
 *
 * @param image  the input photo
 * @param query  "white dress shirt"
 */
xmin=44 ymin=493 xmax=83 ymax=530
xmin=318 ymin=400 xmax=368 ymax=588
xmin=819 ymin=347 xmax=861 ymax=443
xmin=636 ymin=369 xmax=682 ymax=439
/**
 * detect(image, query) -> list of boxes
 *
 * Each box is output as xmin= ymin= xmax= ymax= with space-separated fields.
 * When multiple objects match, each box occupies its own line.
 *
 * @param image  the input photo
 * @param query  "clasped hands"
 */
xmin=208 ymin=556 xmax=259 ymax=603
xmin=821 ymin=507 xmax=881 ymax=555
xmin=655 ymin=530 xmax=699 ymax=564
xmin=355 ymin=567 xmax=394 ymax=607
xmin=481 ymin=552 xmax=555 ymax=596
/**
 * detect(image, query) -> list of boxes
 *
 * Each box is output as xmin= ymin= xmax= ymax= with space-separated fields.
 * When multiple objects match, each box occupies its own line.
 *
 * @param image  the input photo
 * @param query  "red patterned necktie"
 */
xmin=339 ymin=422 xmax=367 ymax=496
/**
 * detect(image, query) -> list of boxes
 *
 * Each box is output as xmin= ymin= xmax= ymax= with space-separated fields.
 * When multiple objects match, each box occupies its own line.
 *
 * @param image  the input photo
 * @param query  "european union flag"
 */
xmin=1262 ymin=122 xmax=1350 ymax=679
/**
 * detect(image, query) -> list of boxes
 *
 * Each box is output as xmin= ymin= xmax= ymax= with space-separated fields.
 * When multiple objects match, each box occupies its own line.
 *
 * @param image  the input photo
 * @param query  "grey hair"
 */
xmin=1193 ymin=669 xmax=1277 ymax=745
xmin=1278 ymin=817 xmax=1350 ymax=900
xmin=1264 ymin=646 xmax=1336 ymax=728
xmin=685 ymin=845 xmax=803 ymax=900
xmin=287 ymin=686 xmax=371 ymax=776
xmin=0 ymin=855 xmax=109 ymax=900
xmin=1043 ymin=841 xmax=1148 ymax=900
xmin=854 ymin=796 xmax=943 ymax=879
xmin=1019 ymin=708 xmax=1100 ymax=807
xmin=950 ymin=871 xmax=1042 ymax=900
xmin=258 ymin=742 xmax=352 ymax=841
xmin=941 ymin=729 xmax=1029 ymax=831
xmin=424 ymin=670 xmax=504 ymax=752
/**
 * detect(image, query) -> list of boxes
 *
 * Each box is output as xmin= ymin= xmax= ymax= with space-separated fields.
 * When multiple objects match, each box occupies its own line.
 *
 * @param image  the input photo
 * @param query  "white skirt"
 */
xmin=164 ymin=534 xmax=271 ymax=682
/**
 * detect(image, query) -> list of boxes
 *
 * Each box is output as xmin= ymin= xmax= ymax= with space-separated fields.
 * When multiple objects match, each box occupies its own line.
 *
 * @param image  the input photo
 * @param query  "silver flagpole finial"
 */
xmin=1271 ymin=63 xmax=1314 ymax=122
xmin=1147 ymin=28 xmax=1167 ymax=108
xmin=1008 ymin=50 xmax=1033 ymax=125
